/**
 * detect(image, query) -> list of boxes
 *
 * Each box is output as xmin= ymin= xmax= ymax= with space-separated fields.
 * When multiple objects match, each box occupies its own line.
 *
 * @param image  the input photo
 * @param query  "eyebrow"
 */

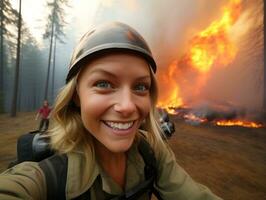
xmin=89 ymin=68 xmax=151 ymax=80
xmin=89 ymin=68 xmax=116 ymax=77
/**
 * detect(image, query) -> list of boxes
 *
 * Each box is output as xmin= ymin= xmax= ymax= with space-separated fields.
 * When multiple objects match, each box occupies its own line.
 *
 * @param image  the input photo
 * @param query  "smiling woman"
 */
xmin=0 ymin=22 xmax=222 ymax=200
xmin=76 ymin=53 xmax=152 ymax=154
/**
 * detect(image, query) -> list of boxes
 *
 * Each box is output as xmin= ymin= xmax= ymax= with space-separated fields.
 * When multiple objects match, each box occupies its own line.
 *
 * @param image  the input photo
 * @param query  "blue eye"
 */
xmin=95 ymin=81 xmax=112 ymax=89
xmin=134 ymin=84 xmax=149 ymax=92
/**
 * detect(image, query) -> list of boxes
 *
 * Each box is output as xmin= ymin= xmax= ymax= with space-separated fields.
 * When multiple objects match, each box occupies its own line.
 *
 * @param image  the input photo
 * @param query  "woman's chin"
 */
xmin=106 ymin=139 xmax=134 ymax=153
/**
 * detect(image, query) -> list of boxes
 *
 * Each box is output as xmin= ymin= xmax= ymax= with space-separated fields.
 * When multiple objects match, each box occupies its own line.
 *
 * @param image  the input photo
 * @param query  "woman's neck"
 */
xmin=94 ymin=140 xmax=127 ymax=189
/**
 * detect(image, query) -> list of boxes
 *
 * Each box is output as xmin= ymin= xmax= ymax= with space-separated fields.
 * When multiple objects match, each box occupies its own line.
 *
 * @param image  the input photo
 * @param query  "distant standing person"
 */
xmin=35 ymin=100 xmax=52 ymax=132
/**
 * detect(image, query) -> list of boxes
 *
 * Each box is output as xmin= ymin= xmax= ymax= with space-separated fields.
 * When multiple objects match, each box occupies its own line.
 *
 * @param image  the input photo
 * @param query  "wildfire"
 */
xmin=157 ymin=87 xmax=183 ymax=114
xmin=189 ymin=0 xmax=241 ymax=73
xmin=157 ymin=60 xmax=183 ymax=114
xmin=157 ymin=0 xmax=243 ymax=117
xmin=184 ymin=113 xmax=207 ymax=124
xmin=216 ymin=120 xmax=263 ymax=128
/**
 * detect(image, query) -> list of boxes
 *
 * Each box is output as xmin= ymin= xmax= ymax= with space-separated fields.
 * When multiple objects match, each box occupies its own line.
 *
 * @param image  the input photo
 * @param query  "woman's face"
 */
xmin=76 ymin=53 xmax=151 ymax=153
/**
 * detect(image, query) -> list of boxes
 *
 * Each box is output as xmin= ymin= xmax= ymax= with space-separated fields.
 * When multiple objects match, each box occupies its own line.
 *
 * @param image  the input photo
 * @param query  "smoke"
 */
xmin=93 ymin=0 xmax=227 ymax=66
xmin=93 ymin=0 xmax=264 ymax=119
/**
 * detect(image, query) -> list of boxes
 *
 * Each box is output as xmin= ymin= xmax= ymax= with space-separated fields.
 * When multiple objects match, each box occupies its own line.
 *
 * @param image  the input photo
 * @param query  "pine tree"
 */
xmin=0 ymin=0 xmax=18 ymax=113
xmin=10 ymin=0 xmax=22 ymax=117
xmin=43 ymin=0 xmax=69 ymax=101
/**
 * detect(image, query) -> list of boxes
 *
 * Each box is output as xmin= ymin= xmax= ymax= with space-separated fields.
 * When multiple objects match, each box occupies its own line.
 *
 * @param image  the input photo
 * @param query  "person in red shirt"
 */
xmin=35 ymin=100 xmax=52 ymax=132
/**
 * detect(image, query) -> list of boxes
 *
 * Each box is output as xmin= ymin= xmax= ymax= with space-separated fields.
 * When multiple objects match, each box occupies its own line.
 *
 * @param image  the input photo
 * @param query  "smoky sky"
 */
xmin=93 ymin=0 xmax=227 ymax=66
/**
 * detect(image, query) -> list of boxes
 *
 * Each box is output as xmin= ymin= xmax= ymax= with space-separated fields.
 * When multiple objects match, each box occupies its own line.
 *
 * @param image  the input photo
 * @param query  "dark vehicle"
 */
xmin=159 ymin=110 xmax=175 ymax=138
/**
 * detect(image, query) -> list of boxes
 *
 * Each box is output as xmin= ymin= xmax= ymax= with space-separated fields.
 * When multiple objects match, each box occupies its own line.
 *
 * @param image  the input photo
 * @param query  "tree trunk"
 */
xmin=0 ymin=0 xmax=4 ymax=112
xmin=51 ymin=38 xmax=56 ymax=102
xmin=44 ymin=11 xmax=55 ymax=101
xmin=10 ymin=0 xmax=22 ymax=117
xmin=263 ymin=0 xmax=266 ymax=115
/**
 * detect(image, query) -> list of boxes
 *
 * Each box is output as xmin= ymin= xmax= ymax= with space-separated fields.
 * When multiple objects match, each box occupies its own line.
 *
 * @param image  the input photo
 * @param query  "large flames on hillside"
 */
xmin=157 ymin=0 xmax=264 ymax=128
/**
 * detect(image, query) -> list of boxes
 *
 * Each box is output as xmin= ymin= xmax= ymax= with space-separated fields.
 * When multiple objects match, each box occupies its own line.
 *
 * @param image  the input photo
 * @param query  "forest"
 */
xmin=0 ymin=0 xmax=72 ymax=116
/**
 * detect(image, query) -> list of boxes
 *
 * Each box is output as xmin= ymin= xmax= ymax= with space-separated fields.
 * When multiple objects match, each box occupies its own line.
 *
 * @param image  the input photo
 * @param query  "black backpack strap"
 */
xmin=39 ymin=154 xmax=68 ymax=200
xmin=138 ymin=138 xmax=163 ymax=200
xmin=138 ymin=139 xmax=157 ymax=181
xmin=109 ymin=138 xmax=162 ymax=200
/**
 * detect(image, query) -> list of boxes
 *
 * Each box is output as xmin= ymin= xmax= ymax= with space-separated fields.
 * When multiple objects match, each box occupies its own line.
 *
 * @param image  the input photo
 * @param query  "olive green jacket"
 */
xmin=0 ymin=140 xmax=222 ymax=200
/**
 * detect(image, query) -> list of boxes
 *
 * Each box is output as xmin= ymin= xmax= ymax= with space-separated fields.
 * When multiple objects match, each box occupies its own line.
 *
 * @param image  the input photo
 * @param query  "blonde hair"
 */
xmin=49 ymin=67 xmax=165 ymax=154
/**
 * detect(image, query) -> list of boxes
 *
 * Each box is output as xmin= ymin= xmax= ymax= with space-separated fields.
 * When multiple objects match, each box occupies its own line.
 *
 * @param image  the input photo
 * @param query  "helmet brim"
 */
xmin=66 ymin=45 xmax=157 ymax=83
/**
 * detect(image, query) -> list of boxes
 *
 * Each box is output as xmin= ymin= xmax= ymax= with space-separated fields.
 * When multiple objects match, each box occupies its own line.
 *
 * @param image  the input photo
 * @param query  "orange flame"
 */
xmin=189 ymin=0 xmax=241 ymax=73
xmin=157 ymin=0 xmax=242 ymax=112
xmin=216 ymin=120 xmax=263 ymax=128
xmin=184 ymin=113 xmax=207 ymax=124
xmin=157 ymin=61 xmax=183 ymax=114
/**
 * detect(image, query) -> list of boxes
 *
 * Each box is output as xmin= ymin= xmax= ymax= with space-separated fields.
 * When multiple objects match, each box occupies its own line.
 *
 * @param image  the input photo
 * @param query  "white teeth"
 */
xmin=105 ymin=121 xmax=134 ymax=130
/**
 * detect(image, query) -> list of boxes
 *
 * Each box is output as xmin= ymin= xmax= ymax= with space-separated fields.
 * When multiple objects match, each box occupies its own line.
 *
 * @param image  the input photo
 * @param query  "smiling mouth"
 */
xmin=103 ymin=121 xmax=135 ymax=130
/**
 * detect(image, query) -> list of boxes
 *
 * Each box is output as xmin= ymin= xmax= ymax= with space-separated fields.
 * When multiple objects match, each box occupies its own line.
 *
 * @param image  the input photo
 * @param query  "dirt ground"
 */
xmin=169 ymin=116 xmax=266 ymax=200
xmin=0 ymin=112 xmax=38 ymax=171
xmin=0 ymin=112 xmax=265 ymax=199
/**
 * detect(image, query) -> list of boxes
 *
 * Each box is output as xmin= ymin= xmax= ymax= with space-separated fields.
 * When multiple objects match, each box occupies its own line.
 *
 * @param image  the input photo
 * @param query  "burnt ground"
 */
xmin=0 ymin=112 xmax=265 ymax=199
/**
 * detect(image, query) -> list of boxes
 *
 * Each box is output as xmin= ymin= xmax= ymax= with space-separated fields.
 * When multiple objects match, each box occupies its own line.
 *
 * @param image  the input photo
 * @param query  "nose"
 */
xmin=114 ymin=87 xmax=137 ymax=117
